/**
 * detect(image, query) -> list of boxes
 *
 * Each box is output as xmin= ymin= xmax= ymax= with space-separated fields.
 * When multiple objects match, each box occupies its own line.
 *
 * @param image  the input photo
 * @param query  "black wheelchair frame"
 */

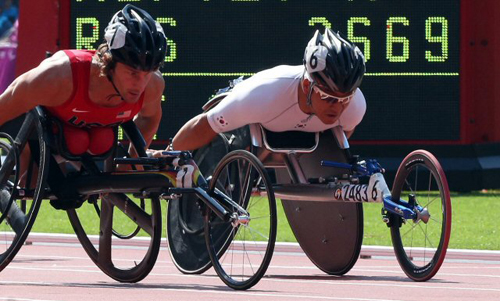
xmin=0 ymin=107 xmax=278 ymax=290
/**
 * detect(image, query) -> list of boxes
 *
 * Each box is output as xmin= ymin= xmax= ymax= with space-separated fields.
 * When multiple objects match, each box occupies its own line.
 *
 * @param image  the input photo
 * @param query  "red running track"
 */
xmin=1 ymin=233 xmax=499 ymax=301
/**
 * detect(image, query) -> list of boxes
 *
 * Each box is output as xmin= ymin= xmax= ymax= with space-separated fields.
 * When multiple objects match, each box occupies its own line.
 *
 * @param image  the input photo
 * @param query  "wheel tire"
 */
xmin=0 ymin=114 xmax=49 ymax=272
xmin=390 ymin=150 xmax=452 ymax=281
xmin=166 ymin=133 xmax=230 ymax=274
xmin=205 ymin=150 xmax=277 ymax=290
xmin=67 ymin=193 xmax=162 ymax=283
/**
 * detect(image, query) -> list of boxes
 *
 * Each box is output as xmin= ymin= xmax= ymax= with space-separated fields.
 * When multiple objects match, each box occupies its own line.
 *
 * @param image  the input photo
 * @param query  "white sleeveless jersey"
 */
xmin=207 ymin=65 xmax=366 ymax=133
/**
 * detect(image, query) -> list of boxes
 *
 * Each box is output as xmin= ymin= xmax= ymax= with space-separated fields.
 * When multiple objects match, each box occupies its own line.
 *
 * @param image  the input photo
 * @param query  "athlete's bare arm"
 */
xmin=0 ymin=51 xmax=73 ymax=127
xmin=132 ymin=70 xmax=164 ymax=153
xmin=171 ymin=113 xmax=217 ymax=152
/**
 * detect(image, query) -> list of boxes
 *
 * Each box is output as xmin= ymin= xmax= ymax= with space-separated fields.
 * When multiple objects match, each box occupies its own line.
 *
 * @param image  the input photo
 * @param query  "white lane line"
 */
xmin=0 ymin=280 xmax=406 ymax=301
xmin=438 ymin=272 xmax=500 ymax=278
xmin=441 ymin=266 xmax=500 ymax=269
xmin=0 ymin=298 xmax=60 ymax=301
xmin=270 ymin=265 xmax=500 ymax=280
xmin=15 ymin=254 xmax=91 ymax=260
xmin=269 ymin=265 xmax=500 ymax=281
xmin=10 ymin=255 xmax=500 ymax=280
xmin=5 ymin=266 xmax=102 ymax=274
xmin=22 ymin=233 xmax=500 ymax=258
xmin=5 ymin=265 xmax=500 ymax=292
xmin=16 ymin=265 xmax=98 ymax=269
xmin=263 ymin=278 xmax=500 ymax=293
xmin=13 ymin=251 xmax=500 ymax=269
xmin=14 ymin=254 xmax=166 ymax=263
xmin=364 ymin=245 xmax=500 ymax=256
xmin=14 ymin=265 xmax=500 ymax=282
xmin=350 ymin=268 xmax=500 ymax=279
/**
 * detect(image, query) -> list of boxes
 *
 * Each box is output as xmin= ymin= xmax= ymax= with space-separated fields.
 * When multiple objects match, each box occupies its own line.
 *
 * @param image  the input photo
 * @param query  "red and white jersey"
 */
xmin=45 ymin=50 xmax=144 ymax=128
xmin=206 ymin=65 xmax=366 ymax=133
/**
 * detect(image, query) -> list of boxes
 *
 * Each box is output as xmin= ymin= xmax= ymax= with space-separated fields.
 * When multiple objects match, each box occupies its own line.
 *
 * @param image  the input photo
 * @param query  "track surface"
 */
xmin=1 ymin=233 xmax=499 ymax=301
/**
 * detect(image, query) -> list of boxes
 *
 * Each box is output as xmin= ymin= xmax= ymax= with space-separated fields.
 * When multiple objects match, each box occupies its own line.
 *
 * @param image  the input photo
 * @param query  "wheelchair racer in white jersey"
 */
xmin=167 ymin=28 xmax=366 ymax=152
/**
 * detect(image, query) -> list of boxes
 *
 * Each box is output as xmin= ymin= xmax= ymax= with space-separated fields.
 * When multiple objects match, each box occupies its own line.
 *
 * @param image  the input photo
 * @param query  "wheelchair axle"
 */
xmin=230 ymin=212 xmax=250 ymax=227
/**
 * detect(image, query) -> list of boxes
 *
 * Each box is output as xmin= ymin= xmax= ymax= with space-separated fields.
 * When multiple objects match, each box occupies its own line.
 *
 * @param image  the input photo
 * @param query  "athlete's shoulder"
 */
xmin=36 ymin=50 xmax=72 ymax=82
xmin=12 ymin=50 xmax=73 ymax=107
xmin=29 ymin=51 xmax=72 ymax=89
xmin=338 ymin=88 xmax=366 ymax=131
xmin=145 ymin=70 xmax=165 ymax=99
xmin=40 ymin=51 xmax=73 ymax=98
xmin=151 ymin=70 xmax=165 ymax=88
xmin=148 ymin=71 xmax=165 ymax=93
xmin=237 ymin=65 xmax=302 ymax=94
xmin=351 ymin=88 xmax=366 ymax=109
xmin=254 ymin=65 xmax=304 ymax=79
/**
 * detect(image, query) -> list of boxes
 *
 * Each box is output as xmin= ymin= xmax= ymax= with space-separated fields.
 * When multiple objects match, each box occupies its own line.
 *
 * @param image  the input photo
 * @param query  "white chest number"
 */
xmin=334 ymin=183 xmax=379 ymax=203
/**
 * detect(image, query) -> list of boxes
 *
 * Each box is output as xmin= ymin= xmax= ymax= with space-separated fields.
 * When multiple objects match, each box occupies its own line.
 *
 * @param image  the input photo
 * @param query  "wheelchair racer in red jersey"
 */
xmin=0 ymin=4 xmax=166 ymax=157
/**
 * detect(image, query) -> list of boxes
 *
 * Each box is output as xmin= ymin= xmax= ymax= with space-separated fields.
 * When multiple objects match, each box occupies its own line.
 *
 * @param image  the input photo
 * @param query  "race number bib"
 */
xmin=333 ymin=173 xmax=391 ymax=203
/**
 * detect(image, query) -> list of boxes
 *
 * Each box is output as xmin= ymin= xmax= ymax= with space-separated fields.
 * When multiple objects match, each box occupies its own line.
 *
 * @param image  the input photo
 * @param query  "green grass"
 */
xmin=363 ymin=191 xmax=500 ymax=250
xmin=29 ymin=191 xmax=500 ymax=250
xmin=32 ymin=198 xmax=168 ymax=237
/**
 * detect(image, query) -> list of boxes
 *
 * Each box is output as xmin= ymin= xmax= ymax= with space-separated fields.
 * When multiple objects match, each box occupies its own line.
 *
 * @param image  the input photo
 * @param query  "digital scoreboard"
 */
xmin=71 ymin=0 xmax=460 ymax=142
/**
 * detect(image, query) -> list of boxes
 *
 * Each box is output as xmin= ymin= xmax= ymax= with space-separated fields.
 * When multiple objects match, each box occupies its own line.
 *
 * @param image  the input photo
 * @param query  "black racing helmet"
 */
xmin=104 ymin=4 xmax=167 ymax=71
xmin=303 ymin=28 xmax=365 ymax=95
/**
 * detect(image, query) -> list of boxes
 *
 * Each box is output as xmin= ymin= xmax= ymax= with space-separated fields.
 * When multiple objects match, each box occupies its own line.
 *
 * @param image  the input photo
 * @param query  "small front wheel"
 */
xmin=205 ymin=150 xmax=277 ymax=290
xmin=391 ymin=150 xmax=452 ymax=281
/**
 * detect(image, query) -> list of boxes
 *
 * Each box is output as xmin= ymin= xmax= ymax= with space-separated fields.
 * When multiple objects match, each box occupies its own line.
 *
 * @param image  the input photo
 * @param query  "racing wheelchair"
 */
xmin=0 ymin=107 xmax=277 ymax=290
xmin=168 ymin=87 xmax=452 ymax=282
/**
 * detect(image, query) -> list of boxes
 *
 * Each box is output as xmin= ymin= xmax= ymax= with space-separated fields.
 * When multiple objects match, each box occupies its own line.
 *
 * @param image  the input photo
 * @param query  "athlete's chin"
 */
xmin=320 ymin=115 xmax=339 ymax=124
xmin=123 ymin=94 xmax=140 ymax=103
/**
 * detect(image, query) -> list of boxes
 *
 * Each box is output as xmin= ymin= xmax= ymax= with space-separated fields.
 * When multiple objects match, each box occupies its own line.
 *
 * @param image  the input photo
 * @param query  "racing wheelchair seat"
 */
xmin=45 ymin=117 xmax=117 ymax=162
xmin=257 ymin=127 xmax=319 ymax=153
xmin=39 ymin=106 xmax=147 ymax=161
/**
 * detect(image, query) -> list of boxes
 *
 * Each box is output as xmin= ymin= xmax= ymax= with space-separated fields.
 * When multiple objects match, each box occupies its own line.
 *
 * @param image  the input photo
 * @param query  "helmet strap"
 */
xmin=106 ymin=74 xmax=124 ymax=101
xmin=301 ymin=71 xmax=316 ymax=110
xmin=306 ymin=81 xmax=315 ymax=107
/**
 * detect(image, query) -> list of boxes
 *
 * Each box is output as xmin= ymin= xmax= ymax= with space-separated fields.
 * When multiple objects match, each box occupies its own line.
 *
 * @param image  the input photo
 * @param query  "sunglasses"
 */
xmin=313 ymin=85 xmax=354 ymax=104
